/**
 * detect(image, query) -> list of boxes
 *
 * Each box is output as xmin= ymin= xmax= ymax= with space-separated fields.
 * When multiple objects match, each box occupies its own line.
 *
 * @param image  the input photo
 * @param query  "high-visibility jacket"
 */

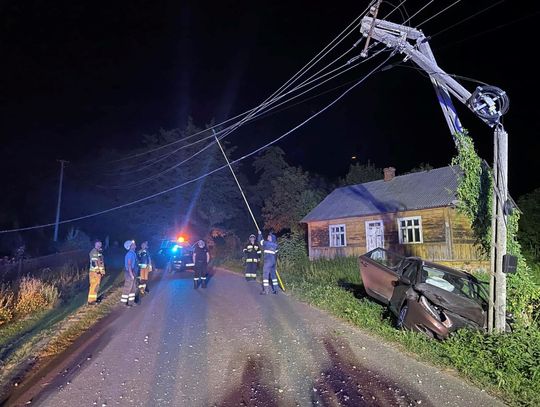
xmin=258 ymin=232 xmax=278 ymax=265
xmin=243 ymin=241 xmax=261 ymax=263
xmin=89 ymin=248 xmax=105 ymax=274
xmin=137 ymin=249 xmax=151 ymax=268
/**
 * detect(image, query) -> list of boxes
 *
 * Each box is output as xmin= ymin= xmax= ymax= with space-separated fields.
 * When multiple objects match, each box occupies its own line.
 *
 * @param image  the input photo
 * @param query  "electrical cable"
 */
xmin=0 ymin=52 xmax=394 ymax=234
xmin=100 ymin=5 xmax=375 ymax=167
xmin=417 ymin=0 xmax=462 ymax=28
xmin=430 ymin=0 xmax=505 ymax=39
xmin=98 ymin=46 xmax=384 ymax=189
xmin=106 ymin=43 xmax=367 ymax=177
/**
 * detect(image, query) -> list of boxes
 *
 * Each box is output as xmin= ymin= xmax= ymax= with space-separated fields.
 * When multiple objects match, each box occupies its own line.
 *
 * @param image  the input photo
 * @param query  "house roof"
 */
xmin=301 ymin=165 xmax=461 ymax=222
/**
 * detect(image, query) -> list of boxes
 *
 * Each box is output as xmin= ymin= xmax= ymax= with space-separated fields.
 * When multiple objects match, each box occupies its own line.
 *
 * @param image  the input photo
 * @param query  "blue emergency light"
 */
xmin=172 ymin=244 xmax=180 ymax=252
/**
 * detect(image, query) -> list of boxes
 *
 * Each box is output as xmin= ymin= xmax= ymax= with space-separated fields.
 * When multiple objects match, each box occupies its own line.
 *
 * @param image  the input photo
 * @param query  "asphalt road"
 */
xmin=11 ymin=268 xmax=505 ymax=407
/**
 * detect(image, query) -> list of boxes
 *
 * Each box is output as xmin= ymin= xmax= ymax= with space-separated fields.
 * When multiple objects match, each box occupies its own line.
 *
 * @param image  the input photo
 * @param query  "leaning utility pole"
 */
xmin=53 ymin=159 xmax=69 ymax=242
xmin=359 ymin=16 xmax=511 ymax=332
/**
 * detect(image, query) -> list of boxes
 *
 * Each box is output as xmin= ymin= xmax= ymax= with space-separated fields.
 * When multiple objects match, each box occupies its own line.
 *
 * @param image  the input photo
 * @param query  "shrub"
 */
xmin=15 ymin=277 xmax=59 ymax=317
xmin=0 ymin=283 xmax=15 ymax=326
xmin=277 ymin=231 xmax=308 ymax=269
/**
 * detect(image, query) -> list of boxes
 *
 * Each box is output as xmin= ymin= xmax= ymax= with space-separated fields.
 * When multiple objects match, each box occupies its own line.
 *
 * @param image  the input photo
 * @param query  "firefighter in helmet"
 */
xmin=137 ymin=241 xmax=152 ymax=295
xmin=243 ymin=234 xmax=261 ymax=281
xmin=258 ymin=231 xmax=279 ymax=294
xmin=88 ymin=239 xmax=105 ymax=305
xmin=193 ymin=239 xmax=210 ymax=289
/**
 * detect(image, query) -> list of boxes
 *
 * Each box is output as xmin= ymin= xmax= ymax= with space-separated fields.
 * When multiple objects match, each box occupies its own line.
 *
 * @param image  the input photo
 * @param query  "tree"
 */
xmin=263 ymin=167 xmax=324 ymax=234
xmin=518 ymin=187 xmax=540 ymax=259
xmin=340 ymin=161 xmax=381 ymax=186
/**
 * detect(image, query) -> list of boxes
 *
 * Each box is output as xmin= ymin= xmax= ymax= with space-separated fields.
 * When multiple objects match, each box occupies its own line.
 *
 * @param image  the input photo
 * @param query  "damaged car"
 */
xmin=358 ymin=248 xmax=511 ymax=339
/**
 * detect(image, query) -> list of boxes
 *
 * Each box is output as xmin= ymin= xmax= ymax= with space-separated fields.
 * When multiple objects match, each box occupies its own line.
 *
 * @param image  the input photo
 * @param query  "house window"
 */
xmin=397 ymin=216 xmax=423 ymax=244
xmin=329 ymin=224 xmax=346 ymax=247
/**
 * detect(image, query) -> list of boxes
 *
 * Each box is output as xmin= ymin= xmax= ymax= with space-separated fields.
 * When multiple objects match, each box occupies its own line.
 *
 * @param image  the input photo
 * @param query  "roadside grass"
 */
xmin=0 ymin=263 xmax=124 ymax=397
xmin=220 ymin=256 xmax=540 ymax=406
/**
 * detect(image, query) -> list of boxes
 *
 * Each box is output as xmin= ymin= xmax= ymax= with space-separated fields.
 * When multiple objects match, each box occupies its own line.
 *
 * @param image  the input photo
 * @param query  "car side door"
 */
xmin=388 ymin=260 xmax=418 ymax=315
xmin=359 ymin=254 xmax=399 ymax=304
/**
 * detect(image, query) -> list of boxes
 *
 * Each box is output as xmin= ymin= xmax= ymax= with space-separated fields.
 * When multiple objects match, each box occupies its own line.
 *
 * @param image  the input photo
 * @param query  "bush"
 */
xmin=15 ymin=277 xmax=59 ymax=317
xmin=277 ymin=231 xmax=308 ymax=269
xmin=0 ymin=283 xmax=15 ymax=326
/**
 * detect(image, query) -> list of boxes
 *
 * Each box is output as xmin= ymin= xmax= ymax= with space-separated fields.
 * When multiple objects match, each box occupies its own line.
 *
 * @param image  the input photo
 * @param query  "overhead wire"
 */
xmin=416 ymin=0 xmax=462 ymax=28
xmin=429 ymin=0 xmax=505 ymax=39
xmin=105 ymin=42 xmax=367 ymax=178
xmin=0 ymin=52 xmax=394 ymax=234
xmin=89 ymin=0 xmax=408 ymax=177
xmin=99 ymin=3 xmax=376 ymax=167
xmin=98 ymin=45 xmax=384 ymax=189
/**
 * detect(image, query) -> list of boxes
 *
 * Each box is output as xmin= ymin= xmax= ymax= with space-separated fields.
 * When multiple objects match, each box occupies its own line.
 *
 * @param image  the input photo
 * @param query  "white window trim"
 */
xmin=365 ymin=220 xmax=384 ymax=251
xmin=329 ymin=224 xmax=347 ymax=247
xmin=397 ymin=216 xmax=423 ymax=244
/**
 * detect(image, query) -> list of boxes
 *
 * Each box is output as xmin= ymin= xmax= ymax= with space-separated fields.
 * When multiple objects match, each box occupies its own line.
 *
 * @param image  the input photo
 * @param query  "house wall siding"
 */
xmin=306 ymin=206 xmax=488 ymax=272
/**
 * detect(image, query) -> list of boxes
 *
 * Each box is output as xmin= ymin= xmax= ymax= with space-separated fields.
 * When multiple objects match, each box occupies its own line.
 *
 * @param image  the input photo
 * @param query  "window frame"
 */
xmin=329 ymin=224 xmax=347 ymax=247
xmin=397 ymin=216 xmax=423 ymax=244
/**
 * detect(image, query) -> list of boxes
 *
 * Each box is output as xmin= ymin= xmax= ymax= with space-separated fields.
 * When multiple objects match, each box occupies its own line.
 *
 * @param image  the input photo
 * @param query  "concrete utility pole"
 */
xmin=359 ymin=16 xmax=511 ymax=332
xmin=53 ymin=159 xmax=69 ymax=242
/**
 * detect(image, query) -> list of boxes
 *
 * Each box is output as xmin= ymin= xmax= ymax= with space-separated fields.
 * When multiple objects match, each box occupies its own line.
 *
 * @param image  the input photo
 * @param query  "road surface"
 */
xmin=9 ymin=268 xmax=505 ymax=406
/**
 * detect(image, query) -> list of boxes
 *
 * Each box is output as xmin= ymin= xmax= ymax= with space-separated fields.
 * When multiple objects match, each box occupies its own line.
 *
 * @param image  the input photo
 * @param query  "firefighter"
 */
xmin=193 ymin=239 xmax=210 ymax=289
xmin=87 ymin=239 xmax=105 ymax=305
xmin=258 ymin=231 xmax=279 ymax=295
xmin=122 ymin=240 xmax=139 ymax=306
xmin=137 ymin=241 xmax=152 ymax=295
xmin=243 ymin=234 xmax=261 ymax=281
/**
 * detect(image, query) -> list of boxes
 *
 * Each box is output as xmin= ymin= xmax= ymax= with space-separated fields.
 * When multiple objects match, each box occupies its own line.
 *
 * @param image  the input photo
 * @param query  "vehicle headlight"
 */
xmin=419 ymin=296 xmax=443 ymax=322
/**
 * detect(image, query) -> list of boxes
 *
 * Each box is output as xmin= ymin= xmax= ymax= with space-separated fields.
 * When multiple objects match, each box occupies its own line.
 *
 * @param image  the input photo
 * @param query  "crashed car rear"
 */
xmin=358 ymin=248 xmax=506 ymax=339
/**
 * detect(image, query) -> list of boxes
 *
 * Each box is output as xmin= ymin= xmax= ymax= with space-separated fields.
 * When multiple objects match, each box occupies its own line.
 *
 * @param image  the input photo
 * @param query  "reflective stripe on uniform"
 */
xmin=246 ymin=258 xmax=259 ymax=263
xmin=263 ymin=279 xmax=269 ymax=286
xmin=201 ymin=276 xmax=206 ymax=280
xmin=264 ymin=250 xmax=276 ymax=254
xmin=138 ymin=263 xmax=148 ymax=268
xmin=194 ymin=277 xmax=199 ymax=280
xmin=272 ymin=279 xmax=278 ymax=284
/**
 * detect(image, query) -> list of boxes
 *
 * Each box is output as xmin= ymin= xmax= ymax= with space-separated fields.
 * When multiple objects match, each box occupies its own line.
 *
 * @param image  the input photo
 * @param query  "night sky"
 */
xmin=1 ymin=0 xmax=539 ymax=224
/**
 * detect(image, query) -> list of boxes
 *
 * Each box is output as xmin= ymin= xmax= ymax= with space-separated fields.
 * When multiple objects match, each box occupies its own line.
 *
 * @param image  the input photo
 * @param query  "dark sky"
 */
xmin=1 ymin=0 xmax=539 ymax=213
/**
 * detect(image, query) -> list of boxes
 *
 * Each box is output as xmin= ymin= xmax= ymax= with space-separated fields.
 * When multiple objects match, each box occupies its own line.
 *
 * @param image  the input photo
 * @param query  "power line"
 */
xmin=417 ymin=0 xmax=462 ymax=28
xmin=430 ymin=0 xmax=506 ymax=39
xmin=98 ymin=46 xmax=384 ymax=189
xmin=0 ymin=52 xmax=394 ymax=234
xmin=100 ymin=5 xmax=375 ymax=167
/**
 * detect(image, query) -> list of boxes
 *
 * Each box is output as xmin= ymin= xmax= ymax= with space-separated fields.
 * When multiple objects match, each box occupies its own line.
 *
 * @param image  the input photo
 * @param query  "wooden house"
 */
xmin=301 ymin=166 xmax=489 ymax=272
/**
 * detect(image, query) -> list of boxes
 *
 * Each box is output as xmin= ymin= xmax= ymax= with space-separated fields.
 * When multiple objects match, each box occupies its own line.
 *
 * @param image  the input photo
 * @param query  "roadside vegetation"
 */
xmin=0 ymin=259 xmax=124 ymax=400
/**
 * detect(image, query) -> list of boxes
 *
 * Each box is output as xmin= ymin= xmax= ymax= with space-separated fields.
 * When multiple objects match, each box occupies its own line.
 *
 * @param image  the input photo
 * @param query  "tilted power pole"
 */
xmin=359 ymin=16 xmax=511 ymax=332
xmin=53 ymin=159 xmax=69 ymax=242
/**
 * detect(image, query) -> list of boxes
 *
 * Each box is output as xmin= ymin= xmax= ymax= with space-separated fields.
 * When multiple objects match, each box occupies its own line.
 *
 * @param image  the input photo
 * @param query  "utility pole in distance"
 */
xmin=53 ymin=159 xmax=69 ymax=242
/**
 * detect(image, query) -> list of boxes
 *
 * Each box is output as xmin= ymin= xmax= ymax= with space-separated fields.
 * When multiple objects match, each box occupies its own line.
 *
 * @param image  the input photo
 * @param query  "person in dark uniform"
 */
xmin=258 ymin=231 xmax=279 ymax=295
xmin=137 ymin=241 xmax=152 ymax=295
xmin=243 ymin=234 xmax=261 ymax=281
xmin=193 ymin=239 xmax=210 ymax=289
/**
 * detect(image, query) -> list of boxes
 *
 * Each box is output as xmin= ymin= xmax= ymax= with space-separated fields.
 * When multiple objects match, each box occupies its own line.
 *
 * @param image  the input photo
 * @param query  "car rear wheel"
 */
xmin=397 ymin=303 xmax=408 ymax=329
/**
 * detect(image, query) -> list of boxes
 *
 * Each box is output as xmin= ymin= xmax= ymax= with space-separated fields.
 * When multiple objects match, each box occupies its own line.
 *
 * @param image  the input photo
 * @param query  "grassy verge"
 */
xmin=221 ymin=256 xmax=540 ymax=406
xmin=0 ymin=266 xmax=124 ymax=399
